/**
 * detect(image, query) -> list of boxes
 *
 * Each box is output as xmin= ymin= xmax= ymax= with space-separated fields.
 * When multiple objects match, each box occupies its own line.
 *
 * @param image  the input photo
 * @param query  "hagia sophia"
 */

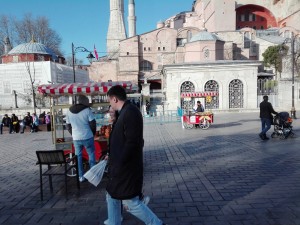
xmin=0 ymin=0 xmax=299 ymax=112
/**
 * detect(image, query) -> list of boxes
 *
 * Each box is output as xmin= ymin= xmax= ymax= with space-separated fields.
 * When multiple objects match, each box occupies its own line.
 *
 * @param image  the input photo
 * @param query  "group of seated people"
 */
xmin=0 ymin=113 xmax=20 ymax=134
xmin=0 ymin=111 xmax=51 ymax=134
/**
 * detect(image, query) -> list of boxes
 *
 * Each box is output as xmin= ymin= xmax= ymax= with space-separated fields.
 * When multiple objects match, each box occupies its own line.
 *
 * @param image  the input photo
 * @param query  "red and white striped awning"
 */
xmin=181 ymin=91 xmax=219 ymax=98
xmin=37 ymin=81 xmax=132 ymax=96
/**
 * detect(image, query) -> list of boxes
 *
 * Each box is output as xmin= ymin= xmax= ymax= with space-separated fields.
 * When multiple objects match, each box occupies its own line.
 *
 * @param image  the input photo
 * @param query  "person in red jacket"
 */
xmin=105 ymin=85 xmax=165 ymax=225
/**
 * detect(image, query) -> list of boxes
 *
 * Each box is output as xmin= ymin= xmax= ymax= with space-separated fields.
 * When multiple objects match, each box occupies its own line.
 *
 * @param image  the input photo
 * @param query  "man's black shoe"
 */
xmin=264 ymin=134 xmax=269 ymax=140
xmin=259 ymin=133 xmax=265 ymax=140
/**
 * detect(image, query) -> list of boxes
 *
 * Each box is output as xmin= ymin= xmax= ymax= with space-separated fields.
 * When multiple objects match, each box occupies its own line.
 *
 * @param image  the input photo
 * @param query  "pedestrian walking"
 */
xmin=45 ymin=112 xmax=52 ymax=132
xmin=259 ymin=95 xmax=277 ymax=140
xmin=66 ymin=95 xmax=96 ymax=182
xmin=105 ymin=85 xmax=165 ymax=225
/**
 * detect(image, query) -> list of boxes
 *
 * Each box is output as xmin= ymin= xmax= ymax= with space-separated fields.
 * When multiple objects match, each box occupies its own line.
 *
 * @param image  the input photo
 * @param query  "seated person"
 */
xmin=0 ymin=114 xmax=12 ymax=134
xmin=11 ymin=114 xmax=20 ymax=133
xmin=20 ymin=112 xmax=33 ymax=133
xmin=31 ymin=113 xmax=39 ymax=132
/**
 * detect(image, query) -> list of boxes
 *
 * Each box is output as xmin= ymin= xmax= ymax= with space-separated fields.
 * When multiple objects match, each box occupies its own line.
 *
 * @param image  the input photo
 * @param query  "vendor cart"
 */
xmin=180 ymin=91 xmax=218 ymax=130
xmin=37 ymin=81 xmax=132 ymax=163
xmin=182 ymin=112 xmax=214 ymax=129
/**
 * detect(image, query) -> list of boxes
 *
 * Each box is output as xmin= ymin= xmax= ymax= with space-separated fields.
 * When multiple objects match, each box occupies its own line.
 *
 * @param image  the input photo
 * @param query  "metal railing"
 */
xmin=143 ymin=110 xmax=181 ymax=124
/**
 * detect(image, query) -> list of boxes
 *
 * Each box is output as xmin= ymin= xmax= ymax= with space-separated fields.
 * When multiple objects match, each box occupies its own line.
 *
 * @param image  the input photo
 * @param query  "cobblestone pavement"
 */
xmin=0 ymin=112 xmax=300 ymax=225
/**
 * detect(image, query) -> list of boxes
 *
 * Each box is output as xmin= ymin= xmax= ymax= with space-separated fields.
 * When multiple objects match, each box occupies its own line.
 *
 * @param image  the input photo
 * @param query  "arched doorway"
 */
xmin=204 ymin=80 xmax=219 ymax=109
xmin=180 ymin=81 xmax=195 ymax=111
xmin=229 ymin=79 xmax=244 ymax=108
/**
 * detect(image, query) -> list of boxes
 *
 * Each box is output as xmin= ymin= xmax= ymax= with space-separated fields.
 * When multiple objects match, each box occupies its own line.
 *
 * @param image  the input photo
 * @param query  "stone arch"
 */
xmin=177 ymin=27 xmax=201 ymax=46
xmin=139 ymin=60 xmax=152 ymax=71
xmin=236 ymin=5 xmax=277 ymax=30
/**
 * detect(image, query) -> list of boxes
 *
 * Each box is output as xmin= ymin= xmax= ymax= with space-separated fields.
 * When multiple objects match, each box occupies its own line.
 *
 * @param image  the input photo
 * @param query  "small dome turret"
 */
xmin=157 ymin=20 xmax=165 ymax=29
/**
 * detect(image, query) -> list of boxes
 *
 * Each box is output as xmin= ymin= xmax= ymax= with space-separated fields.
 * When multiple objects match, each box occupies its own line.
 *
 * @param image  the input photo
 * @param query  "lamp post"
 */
xmin=71 ymin=43 xmax=95 ymax=83
xmin=12 ymin=90 xmax=18 ymax=108
xmin=281 ymin=34 xmax=298 ymax=119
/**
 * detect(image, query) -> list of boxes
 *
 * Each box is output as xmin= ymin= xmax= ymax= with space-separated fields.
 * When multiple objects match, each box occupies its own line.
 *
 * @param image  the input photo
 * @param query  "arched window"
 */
xmin=180 ymin=81 xmax=195 ymax=111
xmin=204 ymin=80 xmax=219 ymax=109
xmin=139 ymin=60 xmax=152 ymax=71
xmin=204 ymin=48 xmax=210 ymax=60
xmin=229 ymin=79 xmax=244 ymax=108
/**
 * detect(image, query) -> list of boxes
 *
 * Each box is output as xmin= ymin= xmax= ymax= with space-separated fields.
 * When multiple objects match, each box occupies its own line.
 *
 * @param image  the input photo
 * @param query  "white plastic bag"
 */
xmin=84 ymin=160 xmax=107 ymax=187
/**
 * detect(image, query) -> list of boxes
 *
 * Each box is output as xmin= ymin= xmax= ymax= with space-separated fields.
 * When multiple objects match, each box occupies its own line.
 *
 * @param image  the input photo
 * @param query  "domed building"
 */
xmin=0 ymin=38 xmax=89 ymax=110
xmin=2 ymin=39 xmax=64 ymax=64
xmin=89 ymin=0 xmax=299 ymax=112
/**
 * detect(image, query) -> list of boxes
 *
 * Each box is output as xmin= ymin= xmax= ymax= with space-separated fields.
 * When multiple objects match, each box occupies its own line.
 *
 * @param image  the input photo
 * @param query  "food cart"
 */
xmin=180 ymin=91 xmax=218 ymax=130
xmin=37 ymin=81 xmax=132 ymax=162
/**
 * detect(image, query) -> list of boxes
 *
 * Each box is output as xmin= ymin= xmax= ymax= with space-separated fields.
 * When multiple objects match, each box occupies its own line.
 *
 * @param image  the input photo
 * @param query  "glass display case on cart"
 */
xmin=37 ymin=81 xmax=133 ymax=161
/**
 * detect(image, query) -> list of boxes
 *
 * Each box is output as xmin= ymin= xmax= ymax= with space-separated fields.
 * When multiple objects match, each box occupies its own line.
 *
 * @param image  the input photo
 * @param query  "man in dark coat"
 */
xmin=105 ymin=85 xmax=164 ymax=225
xmin=196 ymin=101 xmax=204 ymax=112
xmin=0 ymin=114 xmax=12 ymax=134
xmin=20 ymin=112 xmax=33 ymax=133
xmin=259 ymin=95 xmax=277 ymax=140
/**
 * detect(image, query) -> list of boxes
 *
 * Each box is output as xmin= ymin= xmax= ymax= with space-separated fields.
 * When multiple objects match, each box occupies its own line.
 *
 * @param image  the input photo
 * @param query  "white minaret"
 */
xmin=128 ymin=0 xmax=136 ymax=37
xmin=4 ymin=37 xmax=12 ymax=54
xmin=107 ymin=0 xmax=127 ymax=59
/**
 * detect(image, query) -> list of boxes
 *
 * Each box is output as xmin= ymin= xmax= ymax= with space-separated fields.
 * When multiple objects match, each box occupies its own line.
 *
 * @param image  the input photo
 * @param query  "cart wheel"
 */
xmin=183 ymin=122 xmax=194 ymax=129
xmin=199 ymin=119 xmax=210 ymax=130
xmin=279 ymin=134 xmax=286 ymax=140
xmin=271 ymin=133 xmax=275 ymax=138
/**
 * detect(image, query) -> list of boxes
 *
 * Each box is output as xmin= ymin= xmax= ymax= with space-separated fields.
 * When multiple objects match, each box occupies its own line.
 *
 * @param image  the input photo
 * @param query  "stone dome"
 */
xmin=190 ymin=30 xmax=223 ymax=42
xmin=8 ymin=40 xmax=57 ymax=59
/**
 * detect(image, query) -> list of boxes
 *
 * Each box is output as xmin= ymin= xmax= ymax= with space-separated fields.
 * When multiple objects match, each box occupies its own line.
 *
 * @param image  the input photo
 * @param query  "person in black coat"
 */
xmin=259 ymin=95 xmax=277 ymax=140
xmin=0 ymin=114 xmax=12 ymax=134
xmin=105 ymin=85 xmax=164 ymax=225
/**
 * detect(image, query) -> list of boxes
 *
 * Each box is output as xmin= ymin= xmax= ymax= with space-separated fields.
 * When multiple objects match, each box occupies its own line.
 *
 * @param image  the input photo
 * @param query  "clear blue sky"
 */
xmin=1 ymin=0 xmax=194 ymax=63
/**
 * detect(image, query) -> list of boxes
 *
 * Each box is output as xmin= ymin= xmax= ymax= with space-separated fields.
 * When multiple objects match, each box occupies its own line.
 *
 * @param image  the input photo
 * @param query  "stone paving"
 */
xmin=0 ymin=112 xmax=300 ymax=225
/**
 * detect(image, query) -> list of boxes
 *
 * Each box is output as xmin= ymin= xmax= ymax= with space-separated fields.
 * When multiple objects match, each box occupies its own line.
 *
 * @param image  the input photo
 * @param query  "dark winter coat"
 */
xmin=106 ymin=100 xmax=144 ymax=200
xmin=260 ymin=100 xmax=277 ymax=120
xmin=23 ymin=115 xmax=32 ymax=126
xmin=2 ymin=116 xmax=11 ymax=127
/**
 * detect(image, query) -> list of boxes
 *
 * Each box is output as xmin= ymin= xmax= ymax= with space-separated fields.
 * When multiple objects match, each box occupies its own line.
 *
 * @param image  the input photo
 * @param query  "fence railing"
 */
xmin=143 ymin=110 xmax=181 ymax=124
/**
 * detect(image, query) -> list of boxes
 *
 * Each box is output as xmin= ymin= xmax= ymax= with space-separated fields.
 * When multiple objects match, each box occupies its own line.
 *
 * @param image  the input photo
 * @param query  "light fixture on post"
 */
xmin=71 ymin=43 xmax=95 ymax=83
xmin=280 ymin=33 xmax=299 ymax=119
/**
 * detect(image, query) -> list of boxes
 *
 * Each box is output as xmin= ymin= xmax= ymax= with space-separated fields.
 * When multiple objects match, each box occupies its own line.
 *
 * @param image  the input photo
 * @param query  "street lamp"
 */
xmin=71 ymin=43 xmax=95 ymax=83
xmin=280 ymin=34 xmax=299 ymax=119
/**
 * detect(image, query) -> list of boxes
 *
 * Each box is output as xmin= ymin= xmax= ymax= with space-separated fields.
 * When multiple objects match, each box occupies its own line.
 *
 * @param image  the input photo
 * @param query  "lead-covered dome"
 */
xmin=190 ymin=30 xmax=223 ymax=42
xmin=8 ymin=40 xmax=57 ymax=59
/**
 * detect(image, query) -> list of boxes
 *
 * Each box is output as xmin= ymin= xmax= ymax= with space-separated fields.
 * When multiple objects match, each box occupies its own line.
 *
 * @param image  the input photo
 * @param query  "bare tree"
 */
xmin=0 ymin=13 xmax=63 ymax=111
xmin=0 ymin=13 xmax=62 ymax=55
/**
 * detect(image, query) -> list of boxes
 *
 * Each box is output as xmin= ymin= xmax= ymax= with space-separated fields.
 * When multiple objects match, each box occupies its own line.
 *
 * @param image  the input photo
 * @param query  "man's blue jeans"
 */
xmin=106 ymin=193 xmax=163 ymax=225
xmin=73 ymin=137 xmax=95 ymax=178
xmin=260 ymin=118 xmax=272 ymax=135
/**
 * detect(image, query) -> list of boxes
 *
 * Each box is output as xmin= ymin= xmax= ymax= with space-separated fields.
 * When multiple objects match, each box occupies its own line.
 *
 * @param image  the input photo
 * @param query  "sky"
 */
xmin=0 ymin=0 xmax=194 ymax=64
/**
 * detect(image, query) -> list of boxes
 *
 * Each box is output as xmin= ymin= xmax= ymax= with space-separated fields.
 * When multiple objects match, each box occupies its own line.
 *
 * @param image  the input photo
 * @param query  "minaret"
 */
xmin=107 ymin=0 xmax=127 ymax=59
xmin=128 ymin=0 xmax=136 ymax=37
xmin=4 ymin=37 xmax=12 ymax=54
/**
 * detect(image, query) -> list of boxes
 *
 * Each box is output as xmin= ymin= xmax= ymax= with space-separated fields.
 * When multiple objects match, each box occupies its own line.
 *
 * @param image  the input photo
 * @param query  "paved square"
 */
xmin=0 ymin=112 xmax=300 ymax=225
